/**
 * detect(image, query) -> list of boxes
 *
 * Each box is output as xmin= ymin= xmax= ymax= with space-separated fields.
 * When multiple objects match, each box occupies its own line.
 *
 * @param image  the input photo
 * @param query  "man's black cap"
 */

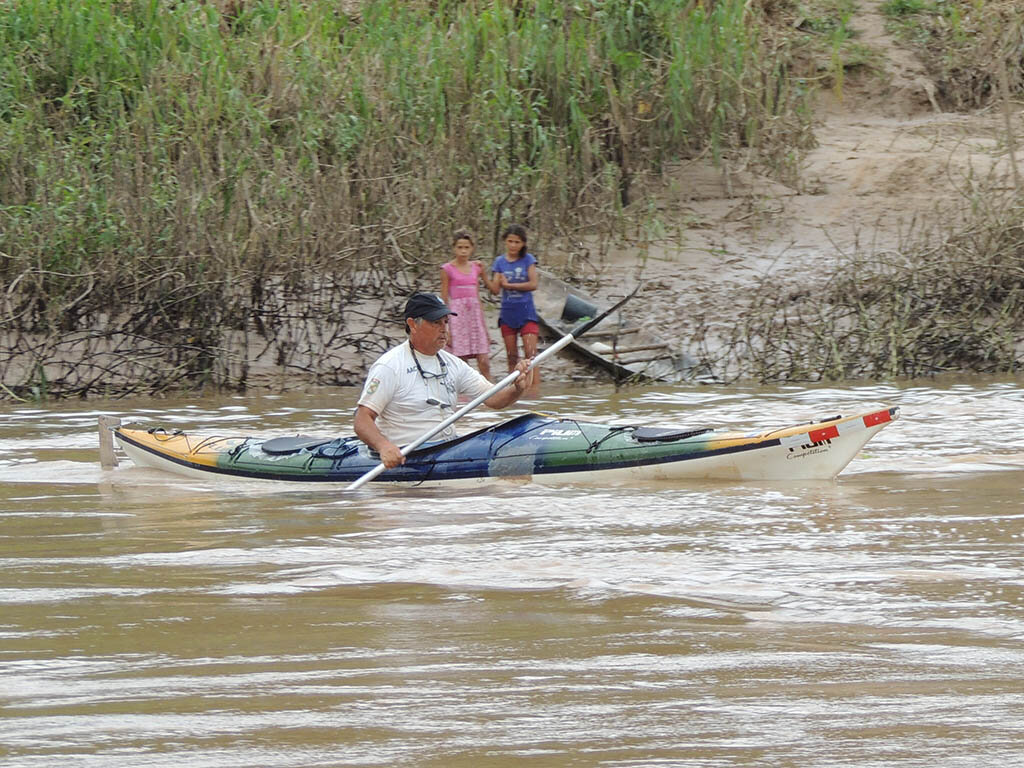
xmin=404 ymin=292 xmax=457 ymax=322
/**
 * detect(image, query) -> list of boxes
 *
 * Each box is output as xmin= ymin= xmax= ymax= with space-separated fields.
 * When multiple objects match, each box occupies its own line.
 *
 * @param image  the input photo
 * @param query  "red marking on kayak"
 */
xmin=809 ymin=425 xmax=840 ymax=442
xmin=862 ymin=410 xmax=892 ymax=427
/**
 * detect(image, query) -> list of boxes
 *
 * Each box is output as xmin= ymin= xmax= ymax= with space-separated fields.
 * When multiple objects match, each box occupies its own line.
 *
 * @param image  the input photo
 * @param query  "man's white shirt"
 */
xmin=357 ymin=341 xmax=492 ymax=445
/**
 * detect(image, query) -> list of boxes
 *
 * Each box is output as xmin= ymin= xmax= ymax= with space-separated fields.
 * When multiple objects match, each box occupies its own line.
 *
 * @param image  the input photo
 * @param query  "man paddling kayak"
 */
xmin=354 ymin=292 xmax=534 ymax=468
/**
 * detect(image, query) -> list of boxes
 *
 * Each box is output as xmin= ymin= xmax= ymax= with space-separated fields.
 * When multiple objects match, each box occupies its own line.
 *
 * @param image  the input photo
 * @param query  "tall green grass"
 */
xmin=1 ymin=0 xmax=813 ymax=398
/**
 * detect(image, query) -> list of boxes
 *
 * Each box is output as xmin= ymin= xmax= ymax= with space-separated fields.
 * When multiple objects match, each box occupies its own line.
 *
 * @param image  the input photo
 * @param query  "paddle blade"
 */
xmin=568 ymin=283 xmax=642 ymax=338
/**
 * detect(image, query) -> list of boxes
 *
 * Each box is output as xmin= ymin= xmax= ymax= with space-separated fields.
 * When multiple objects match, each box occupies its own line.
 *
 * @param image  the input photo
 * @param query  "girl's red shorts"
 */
xmin=499 ymin=321 xmax=539 ymax=338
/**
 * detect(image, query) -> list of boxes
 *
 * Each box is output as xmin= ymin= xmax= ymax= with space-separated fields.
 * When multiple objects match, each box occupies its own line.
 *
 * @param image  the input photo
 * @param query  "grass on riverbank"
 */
xmin=1 ymin=0 xmax=815 ymax=398
xmin=682 ymin=0 xmax=1024 ymax=383
xmin=881 ymin=0 xmax=1024 ymax=110
xmin=3 ymin=0 xmax=1023 ymax=399
xmin=697 ymin=187 xmax=1024 ymax=382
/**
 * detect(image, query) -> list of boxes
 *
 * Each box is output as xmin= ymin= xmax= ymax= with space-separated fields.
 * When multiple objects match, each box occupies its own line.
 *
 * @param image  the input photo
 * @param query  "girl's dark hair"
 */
xmin=501 ymin=224 xmax=528 ymax=256
xmin=452 ymin=228 xmax=475 ymax=245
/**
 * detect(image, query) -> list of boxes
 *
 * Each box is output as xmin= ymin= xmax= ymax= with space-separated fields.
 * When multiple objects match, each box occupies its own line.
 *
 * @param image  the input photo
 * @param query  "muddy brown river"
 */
xmin=2 ymin=377 xmax=1022 ymax=766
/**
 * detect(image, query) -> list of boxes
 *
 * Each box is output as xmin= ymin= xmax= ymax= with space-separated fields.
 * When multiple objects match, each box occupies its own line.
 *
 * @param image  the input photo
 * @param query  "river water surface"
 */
xmin=2 ymin=378 xmax=1023 ymax=767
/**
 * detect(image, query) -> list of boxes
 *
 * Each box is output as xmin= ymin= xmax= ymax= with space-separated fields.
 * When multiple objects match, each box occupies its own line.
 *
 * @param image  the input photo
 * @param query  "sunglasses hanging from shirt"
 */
xmin=410 ymin=341 xmax=454 ymax=408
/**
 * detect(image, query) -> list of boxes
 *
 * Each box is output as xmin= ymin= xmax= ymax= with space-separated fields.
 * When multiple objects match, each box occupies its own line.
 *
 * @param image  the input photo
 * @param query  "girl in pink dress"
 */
xmin=440 ymin=229 xmax=493 ymax=380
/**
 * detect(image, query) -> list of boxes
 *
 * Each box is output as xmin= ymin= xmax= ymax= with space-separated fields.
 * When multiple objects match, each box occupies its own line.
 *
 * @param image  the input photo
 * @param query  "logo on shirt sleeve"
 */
xmin=366 ymin=377 xmax=380 ymax=395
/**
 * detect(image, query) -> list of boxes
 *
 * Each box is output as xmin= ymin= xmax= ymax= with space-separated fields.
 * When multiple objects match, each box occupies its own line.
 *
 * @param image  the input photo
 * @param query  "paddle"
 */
xmin=346 ymin=284 xmax=642 ymax=490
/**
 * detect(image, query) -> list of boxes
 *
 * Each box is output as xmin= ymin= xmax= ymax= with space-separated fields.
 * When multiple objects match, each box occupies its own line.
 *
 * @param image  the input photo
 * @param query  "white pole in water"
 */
xmin=98 ymin=415 xmax=122 ymax=469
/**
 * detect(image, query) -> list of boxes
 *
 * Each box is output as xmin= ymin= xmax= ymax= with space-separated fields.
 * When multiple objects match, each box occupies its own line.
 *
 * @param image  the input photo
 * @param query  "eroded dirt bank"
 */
xmin=558 ymin=0 xmax=1021 ymax=385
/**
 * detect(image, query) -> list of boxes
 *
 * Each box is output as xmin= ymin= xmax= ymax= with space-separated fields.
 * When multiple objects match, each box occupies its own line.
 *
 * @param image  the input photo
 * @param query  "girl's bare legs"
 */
xmin=521 ymin=332 xmax=539 ymax=394
xmin=474 ymin=353 xmax=492 ymax=382
xmin=502 ymin=333 xmax=519 ymax=373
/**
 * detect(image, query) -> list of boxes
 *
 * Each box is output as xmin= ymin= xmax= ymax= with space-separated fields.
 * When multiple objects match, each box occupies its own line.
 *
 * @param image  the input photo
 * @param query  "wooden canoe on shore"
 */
xmin=533 ymin=269 xmax=702 ymax=383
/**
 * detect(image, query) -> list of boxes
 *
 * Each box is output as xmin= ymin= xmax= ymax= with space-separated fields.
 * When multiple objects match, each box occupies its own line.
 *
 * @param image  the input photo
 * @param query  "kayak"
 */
xmin=109 ymin=406 xmax=899 ymax=487
xmin=112 ymin=408 xmax=899 ymax=487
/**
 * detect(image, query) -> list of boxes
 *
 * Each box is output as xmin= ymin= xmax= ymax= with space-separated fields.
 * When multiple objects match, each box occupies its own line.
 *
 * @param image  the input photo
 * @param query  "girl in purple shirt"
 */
xmin=489 ymin=224 xmax=539 ymax=388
